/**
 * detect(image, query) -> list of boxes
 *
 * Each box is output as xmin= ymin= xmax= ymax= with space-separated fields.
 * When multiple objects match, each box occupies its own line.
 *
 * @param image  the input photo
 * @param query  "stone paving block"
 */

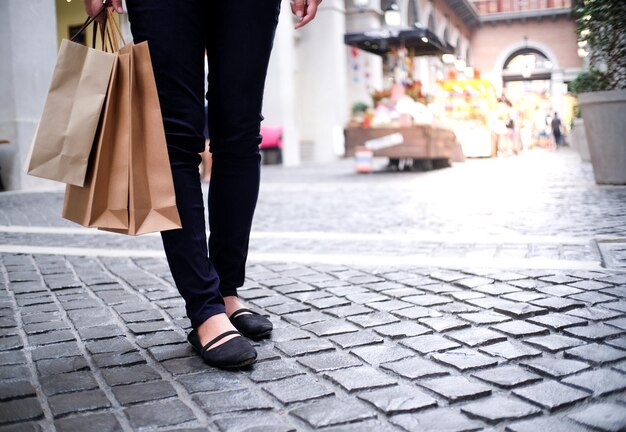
xmin=0 ymin=336 xmax=22 ymax=351
xmin=290 ymin=397 xmax=376 ymax=428
xmin=347 ymin=312 xmax=400 ymax=328
xmin=434 ymin=302 xmax=480 ymax=315
xmin=565 ymin=343 xmax=626 ymax=365
xmin=474 ymin=283 xmax=521 ymax=296
xmin=569 ymin=279 xmax=613 ymax=291
xmin=384 ymin=287 xmax=427 ymax=298
xmin=0 ymin=397 xmax=44 ymax=424
xmin=351 ymin=344 xmax=413 ymax=365
xmin=0 ymin=364 xmax=30 ymax=381
xmin=325 ymin=304 xmax=373 ymax=318
xmin=606 ymin=317 xmax=626 ymax=331
xmin=479 ymin=340 xmax=542 ymax=360
xmin=490 ymin=320 xmax=549 ymax=338
xmin=329 ymin=330 xmax=384 ymax=349
xmin=36 ymin=356 xmax=90 ymax=376
xmin=135 ymin=331 xmax=182 ymax=349
xmin=471 ymin=365 xmax=542 ymax=389
xmin=101 ymin=364 xmax=160 ymax=386
xmin=606 ymin=336 xmax=626 ymax=350
xmin=521 ymin=357 xmax=589 ymax=378
xmin=419 ymin=316 xmax=469 ymax=332
xmin=297 ymin=351 xmax=362 ymax=372
xmin=381 ymin=356 xmax=449 ymax=379
xmin=392 ymin=306 xmax=440 ymax=320
xmin=85 ymin=337 xmax=136 ymax=355
xmin=54 ymin=413 xmax=122 ymax=432
xmin=281 ymin=311 xmax=330 ymax=326
xmin=432 ymin=347 xmax=499 ymax=371
xmin=461 ymin=395 xmax=541 ymax=424
xmin=48 ymin=389 xmax=112 ymax=418
xmin=368 ymin=300 xmax=415 ymax=312
xmin=512 ymin=380 xmax=589 ymax=411
xmin=372 ymin=321 xmax=431 ymax=339
xmin=357 ymin=384 xmax=437 ymax=415
xmin=455 ymin=276 xmax=494 ymax=289
xmin=493 ymin=302 xmax=547 ymax=319
xmin=563 ymin=323 xmax=624 ymax=341
xmin=345 ymin=292 xmax=388 ymax=304
xmin=567 ymin=306 xmax=624 ymax=322
xmin=196 ymin=389 xmax=274 ymax=415
xmin=248 ymin=360 xmax=305 ymax=383
xmin=266 ymin=302 xmax=310 ymax=315
xmin=447 ymin=327 xmax=507 ymax=347
xmin=506 ymin=416 xmax=590 ymax=432
xmin=125 ymin=399 xmax=196 ymax=429
xmin=27 ymin=329 xmax=75 ymax=346
xmin=126 ymin=321 xmax=172 ymax=335
xmin=502 ymin=291 xmax=547 ymax=303
xmin=40 ymin=371 xmax=98 ymax=396
xmin=302 ymin=319 xmax=359 ymax=337
xmin=92 ymin=351 xmax=145 ymax=369
xmin=527 ymin=313 xmax=588 ymax=330
xmin=112 ymin=380 xmax=177 ymax=405
xmin=262 ymin=375 xmax=334 ymax=405
xmin=399 ymin=334 xmax=460 ymax=356
xmin=569 ymin=402 xmax=626 ymax=432
xmin=305 ymin=296 xmax=350 ymax=310
xmin=23 ymin=320 xmax=69 ymax=335
xmin=523 ymin=334 xmax=585 ymax=353
xmin=390 ymin=407 xmax=483 ymax=432
xmin=540 ymin=274 xmax=581 ymax=284
xmin=459 ymin=311 xmax=510 ymax=325
xmin=563 ymin=368 xmax=626 ymax=396
xmin=536 ymin=284 xmax=583 ymax=297
xmin=268 ymin=327 xmax=310 ymax=343
xmin=213 ymin=413 xmax=296 ymax=432
xmin=569 ymin=291 xmax=617 ymax=305
xmin=30 ymin=341 xmax=81 ymax=361
xmin=177 ymin=370 xmax=243 ymax=394
xmin=529 ymin=296 xmax=585 ymax=312
xmin=450 ymin=291 xmax=485 ymax=301
xmin=417 ymin=375 xmax=491 ymax=403
xmin=77 ymin=325 xmax=125 ymax=341
xmin=275 ymin=338 xmax=335 ymax=357
xmin=403 ymin=294 xmax=452 ymax=307
xmin=0 ymin=380 xmax=36 ymax=401
xmin=324 ymin=365 xmax=396 ymax=392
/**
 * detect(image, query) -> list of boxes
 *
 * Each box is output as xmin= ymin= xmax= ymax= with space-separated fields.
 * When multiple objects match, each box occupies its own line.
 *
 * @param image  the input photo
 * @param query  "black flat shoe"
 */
xmin=229 ymin=308 xmax=273 ymax=339
xmin=187 ymin=329 xmax=257 ymax=369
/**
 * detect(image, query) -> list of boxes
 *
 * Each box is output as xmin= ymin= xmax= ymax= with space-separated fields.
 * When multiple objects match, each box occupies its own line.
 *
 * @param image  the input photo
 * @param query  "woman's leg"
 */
xmin=205 ymin=0 xmax=281 ymax=309
xmin=125 ymin=1 xmax=225 ymax=330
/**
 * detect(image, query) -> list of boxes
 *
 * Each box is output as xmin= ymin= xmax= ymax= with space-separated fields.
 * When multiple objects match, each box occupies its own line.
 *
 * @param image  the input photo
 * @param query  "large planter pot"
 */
xmin=572 ymin=118 xmax=590 ymax=162
xmin=579 ymin=89 xmax=626 ymax=184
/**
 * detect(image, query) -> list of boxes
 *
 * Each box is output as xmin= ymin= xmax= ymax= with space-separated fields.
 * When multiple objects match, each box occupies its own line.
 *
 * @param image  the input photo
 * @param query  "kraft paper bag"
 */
xmin=62 ymin=51 xmax=130 ymax=230
xmin=25 ymin=39 xmax=116 ymax=186
xmin=102 ymin=42 xmax=181 ymax=235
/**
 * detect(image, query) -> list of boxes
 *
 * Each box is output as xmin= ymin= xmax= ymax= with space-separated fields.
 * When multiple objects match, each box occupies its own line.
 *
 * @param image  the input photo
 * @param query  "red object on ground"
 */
xmin=260 ymin=127 xmax=283 ymax=149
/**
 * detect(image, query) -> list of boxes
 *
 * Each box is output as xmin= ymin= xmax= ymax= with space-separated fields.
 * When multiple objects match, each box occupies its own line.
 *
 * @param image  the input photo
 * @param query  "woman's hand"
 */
xmin=291 ymin=0 xmax=322 ymax=29
xmin=83 ymin=0 xmax=124 ymax=23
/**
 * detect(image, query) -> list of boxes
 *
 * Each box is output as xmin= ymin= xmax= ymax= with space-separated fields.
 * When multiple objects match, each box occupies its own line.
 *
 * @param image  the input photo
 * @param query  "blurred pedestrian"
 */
xmin=83 ymin=0 xmax=323 ymax=369
xmin=551 ymin=112 xmax=563 ymax=148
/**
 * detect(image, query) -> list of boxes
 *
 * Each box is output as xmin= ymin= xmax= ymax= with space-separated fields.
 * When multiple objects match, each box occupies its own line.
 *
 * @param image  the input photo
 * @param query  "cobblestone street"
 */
xmin=1 ymin=149 xmax=625 ymax=431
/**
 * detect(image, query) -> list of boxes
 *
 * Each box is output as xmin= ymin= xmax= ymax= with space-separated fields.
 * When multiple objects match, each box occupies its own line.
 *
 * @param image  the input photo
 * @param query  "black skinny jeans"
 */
xmin=126 ymin=0 xmax=281 ymax=328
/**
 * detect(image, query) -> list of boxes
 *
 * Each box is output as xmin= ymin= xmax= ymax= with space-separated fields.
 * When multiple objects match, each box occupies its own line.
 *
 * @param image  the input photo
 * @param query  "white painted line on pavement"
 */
xmin=0 ymin=225 xmax=590 ymax=245
xmin=0 ymin=244 xmax=604 ymax=271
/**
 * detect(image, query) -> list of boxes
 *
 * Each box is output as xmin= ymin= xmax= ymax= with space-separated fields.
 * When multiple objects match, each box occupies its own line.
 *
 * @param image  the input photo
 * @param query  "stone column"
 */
xmin=263 ymin=1 xmax=301 ymax=166
xmin=0 ymin=0 xmax=59 ymax=190
xmin=297 ymin=0 xmax=348 ymax=163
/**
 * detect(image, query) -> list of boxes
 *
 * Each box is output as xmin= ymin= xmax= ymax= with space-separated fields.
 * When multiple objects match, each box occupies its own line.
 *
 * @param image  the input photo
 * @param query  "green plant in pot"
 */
xmin=573 ymin=0 xmax=626 ymax=184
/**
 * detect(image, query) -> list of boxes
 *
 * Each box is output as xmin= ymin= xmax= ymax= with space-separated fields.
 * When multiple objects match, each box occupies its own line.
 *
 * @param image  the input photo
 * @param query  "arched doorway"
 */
xmin=501 ymin=47 xmax=556 ymax=149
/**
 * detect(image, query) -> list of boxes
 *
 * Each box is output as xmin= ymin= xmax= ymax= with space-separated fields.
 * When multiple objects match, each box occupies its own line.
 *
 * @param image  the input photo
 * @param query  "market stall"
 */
xmin=344 ymin=27 xmax=463 ymax=171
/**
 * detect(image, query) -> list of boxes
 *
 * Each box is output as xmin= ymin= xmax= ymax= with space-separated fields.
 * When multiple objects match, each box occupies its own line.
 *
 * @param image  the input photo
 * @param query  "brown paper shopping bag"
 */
xmin=102 ymin=42 xmax=181 ymax=235
xmin=62 ymin=50 xmax=131 ymax=230
xmin=25 ymin=23 xmax=116 ymax=186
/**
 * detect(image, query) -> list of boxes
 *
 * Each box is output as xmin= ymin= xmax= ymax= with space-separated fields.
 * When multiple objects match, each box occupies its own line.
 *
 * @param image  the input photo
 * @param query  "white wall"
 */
xmin=0 ymin=0 xmax=59 ymax=190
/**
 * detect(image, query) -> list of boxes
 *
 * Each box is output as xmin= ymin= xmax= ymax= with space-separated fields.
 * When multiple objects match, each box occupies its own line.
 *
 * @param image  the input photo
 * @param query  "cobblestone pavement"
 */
xmin=1 ymin=149 xmax=626 ymax=431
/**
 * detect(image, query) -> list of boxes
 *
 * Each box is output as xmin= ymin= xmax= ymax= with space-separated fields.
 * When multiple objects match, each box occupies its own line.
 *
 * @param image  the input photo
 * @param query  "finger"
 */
xmin=294 ymin=2 xmax=318 ymax=29
xmin=292 ymin=0 xmax=305 ymax=19
xmin=111 ymin=0 xmax=124 ymax=13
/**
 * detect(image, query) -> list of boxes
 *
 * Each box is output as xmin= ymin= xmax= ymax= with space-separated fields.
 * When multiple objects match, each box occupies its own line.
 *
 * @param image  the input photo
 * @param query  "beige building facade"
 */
xmin=0 ymin=0 xmax=582 ymax=190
